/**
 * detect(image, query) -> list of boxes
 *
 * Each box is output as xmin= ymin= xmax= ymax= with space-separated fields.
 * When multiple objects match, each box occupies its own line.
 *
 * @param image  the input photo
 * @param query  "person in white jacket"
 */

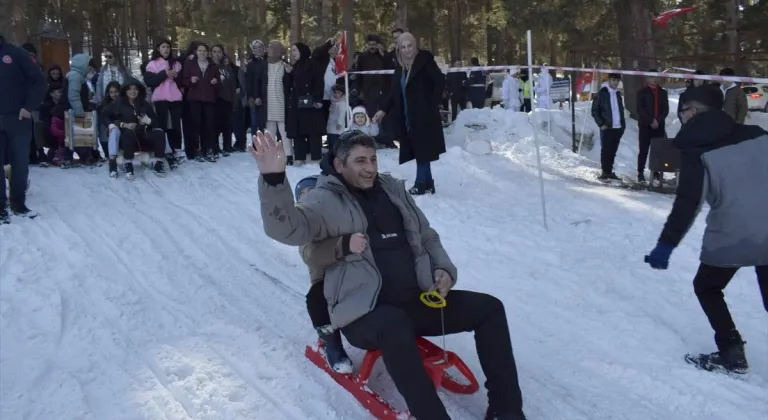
xmin=346 ymin=105 xmax=379 ymax=138
xmin=501 ymin=67 xmax=522 ymax=111
xmin=326 ymin=84 xmax=349 ymax=151
xmin=536 ymin=64 xmax=553 ymax=109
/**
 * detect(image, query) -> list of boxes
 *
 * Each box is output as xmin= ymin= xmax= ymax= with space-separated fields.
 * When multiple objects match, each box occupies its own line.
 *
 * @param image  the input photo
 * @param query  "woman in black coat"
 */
xmin=375 ymin=32 xmax=446 ymax=195
xmin=283 ymin=42 xmax=326 ymax=164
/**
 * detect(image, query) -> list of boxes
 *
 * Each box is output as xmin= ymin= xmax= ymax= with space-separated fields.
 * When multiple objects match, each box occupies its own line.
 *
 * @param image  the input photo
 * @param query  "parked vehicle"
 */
xmin=742 ymin=84 xmax=768 ymax=112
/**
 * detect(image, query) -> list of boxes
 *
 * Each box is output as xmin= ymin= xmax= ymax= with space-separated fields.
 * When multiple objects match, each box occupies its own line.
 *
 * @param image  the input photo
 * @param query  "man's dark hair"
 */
xmin=392 ymin=28 xmax=404 ymax=35
xmin=334 ymin=131 xmax=376 ymax=164
xmin=608 ymin=73 xmax=621 ymax=80
xmin=719 ymin=67 xmax=735 ymax=76
xmin=366 ymin=34 xmax=381 ymax=44
xmin=683 ymin=84 xmax=724 ymax=111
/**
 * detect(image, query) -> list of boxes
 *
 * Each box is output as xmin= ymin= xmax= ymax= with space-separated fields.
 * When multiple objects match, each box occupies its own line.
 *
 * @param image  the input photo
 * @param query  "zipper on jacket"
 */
xmin=329 ymin=182 xmax=384 ymax=312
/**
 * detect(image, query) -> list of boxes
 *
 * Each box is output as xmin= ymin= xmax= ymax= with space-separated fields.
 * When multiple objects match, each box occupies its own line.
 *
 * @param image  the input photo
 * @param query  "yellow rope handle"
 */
xmin=420 ymin=291 xmax=447 ymax=309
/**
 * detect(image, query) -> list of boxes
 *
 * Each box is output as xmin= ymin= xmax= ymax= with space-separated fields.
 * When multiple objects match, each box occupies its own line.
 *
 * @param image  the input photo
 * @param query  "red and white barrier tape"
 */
xmin=345 ymin=65 xmax=768 ymax=84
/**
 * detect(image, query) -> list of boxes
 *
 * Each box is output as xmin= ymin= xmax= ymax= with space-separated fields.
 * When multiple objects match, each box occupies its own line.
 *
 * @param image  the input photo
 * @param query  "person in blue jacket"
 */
xmin=0 ymin=35 xmax=47 ymax=223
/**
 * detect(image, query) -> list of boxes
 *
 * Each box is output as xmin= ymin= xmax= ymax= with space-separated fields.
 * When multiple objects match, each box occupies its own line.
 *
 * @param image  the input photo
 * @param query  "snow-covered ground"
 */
xmin=1 ymin=102 xmax=767 ymax=420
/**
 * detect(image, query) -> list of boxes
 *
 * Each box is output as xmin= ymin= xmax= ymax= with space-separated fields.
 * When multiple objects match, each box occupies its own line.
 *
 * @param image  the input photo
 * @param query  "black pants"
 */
xmin=153 ymin=100 xmax=183 ymax=152
xmin=342 ymin=290 xmax=524 ymax=420
xmin=468 ymin=86 xmax=486 ymax=109
xmin=600 ymin=128 xmax=624 ymax=174
xmin=520 ymin=99 xmax=532 ymax=112
xmin=638 ymin=126 xmax=666 ymax=177
xmin=306 ymin=281 xmax=331 ymax=328
xmin=450 ymin=96 xmax=466 ymax=122
xmin=187 ymin=101 xmax=216 ymax=156
xmin=0 ymin=115 xmax=32 ymax=208
xmin=693 ymin=264 xmax=768 ymax=348
xmin=293 ymin=135 xmax=323 ymax=161
xmin=233 ymin=104 xmax=247 ymax=150
xmin=120 ymin=128 xmax=166 ymax=160
xmin=214 ymin=98 xmax=233 ymax=153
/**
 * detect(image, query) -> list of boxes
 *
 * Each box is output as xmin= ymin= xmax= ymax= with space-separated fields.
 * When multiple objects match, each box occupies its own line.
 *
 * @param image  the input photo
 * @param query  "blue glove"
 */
xmin=644 ymin=242 xmax=675 ymax=270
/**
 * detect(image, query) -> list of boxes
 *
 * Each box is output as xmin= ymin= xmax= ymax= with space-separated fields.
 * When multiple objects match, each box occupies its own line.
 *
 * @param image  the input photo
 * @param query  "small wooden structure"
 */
xmin=34 ymin=21 xmax=70 ymax=73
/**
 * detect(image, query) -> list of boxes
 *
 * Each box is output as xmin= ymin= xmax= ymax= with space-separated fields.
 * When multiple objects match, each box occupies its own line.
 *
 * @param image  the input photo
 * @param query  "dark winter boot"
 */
xmin=124 ymin=162 xmax=135 ymax=179
xmin=425 ymin=180 xmax=436 ymax=194
xmin=485 ymin=408 xmax=527 ymax=420
xmin=685 ymin=336 xmax=748 ymax=374
xmin=0 ymin=206 xmax=10 ymax=224
xmin=316 ymin=325 xmax=353 ymax=374
xmin=10 ymin=203 xmax=38 ymax=219
xmin=409 ymin=181 xmax=428 ymax=195
xmin=108 ymin=159 xmax=118 ymax=178
xmin=153 ymin=160 xmax=168 ymax=177
xmin=166 ymin=153 xmax=179 ymax=170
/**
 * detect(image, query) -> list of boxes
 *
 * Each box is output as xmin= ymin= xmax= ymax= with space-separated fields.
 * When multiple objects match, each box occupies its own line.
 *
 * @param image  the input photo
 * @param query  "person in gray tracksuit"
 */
xmin=256 ymin=132 xmax=527 ymax=420
xmin=644 ymin=85 xmax=768 ymax=375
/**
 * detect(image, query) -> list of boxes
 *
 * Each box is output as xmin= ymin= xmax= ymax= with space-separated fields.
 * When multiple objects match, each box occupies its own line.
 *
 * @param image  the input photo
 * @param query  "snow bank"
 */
xmin=446 ymin=99 xmax=768 ymax=180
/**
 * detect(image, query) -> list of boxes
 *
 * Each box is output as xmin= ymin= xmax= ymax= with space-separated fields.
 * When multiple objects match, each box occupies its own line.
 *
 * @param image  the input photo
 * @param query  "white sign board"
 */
xmin=550 ymin=79 xmax=570 ymax=101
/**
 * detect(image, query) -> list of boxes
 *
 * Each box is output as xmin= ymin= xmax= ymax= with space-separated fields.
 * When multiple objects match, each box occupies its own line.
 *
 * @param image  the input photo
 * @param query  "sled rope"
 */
xmin=420 ymin=291 xmax=448 ymax=362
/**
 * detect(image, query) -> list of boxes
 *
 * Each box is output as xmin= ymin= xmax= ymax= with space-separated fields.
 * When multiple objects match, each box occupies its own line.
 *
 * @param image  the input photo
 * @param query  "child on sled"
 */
xmin=295 ymin=175 xmax=368 ymax=374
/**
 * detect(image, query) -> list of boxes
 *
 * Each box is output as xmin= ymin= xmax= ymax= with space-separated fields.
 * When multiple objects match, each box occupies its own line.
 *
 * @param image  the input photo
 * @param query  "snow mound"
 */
xmin=447 ymin=99 xmax=768 ymax=181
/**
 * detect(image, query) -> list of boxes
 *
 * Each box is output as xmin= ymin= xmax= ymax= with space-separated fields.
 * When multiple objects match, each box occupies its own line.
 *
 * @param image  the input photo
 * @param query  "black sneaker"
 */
xmin=685 ymin=340 xmax=748 ymax=374
xmin=607 ymin=172 xmax=621 ymax=181
xmin=124 ymin=162 xmax=135 ymax=179
xmin=153 ymin=160 xmax=167 ymax=177
xmin=220 ymin=150 xmax=230 ymax=157
xmin=638 ymin=173 xmax=646 ymax=183
xmin=108 ymin=159 xmax=118 ymax=178
xmin=10 ymin=203 xmax=38 ymax=219
xmin=316 ymin=325 xmax=353 ymax=374
xmin=0 ymin=207 xmax=10 ymax=224
xmin=165 ymin=153 xmax=178 ymax=170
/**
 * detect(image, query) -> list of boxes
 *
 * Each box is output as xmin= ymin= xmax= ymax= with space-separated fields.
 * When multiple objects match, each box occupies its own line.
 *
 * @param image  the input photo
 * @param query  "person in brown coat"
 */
xmin=718 ymin=68 xmax=748 ymax=124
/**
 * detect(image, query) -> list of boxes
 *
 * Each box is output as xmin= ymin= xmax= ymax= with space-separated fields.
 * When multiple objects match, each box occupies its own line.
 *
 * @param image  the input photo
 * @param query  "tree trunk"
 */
xmin=395 ymin=0 xmax=408 ymax=30
xmin=290 ymin=0 xmax=302 ymax=46
xmin=12 ymin=0 xmax=27 ymax=43
xmin=154 ymin=0 xmax=167 ymax=41
xmin=341 ymin=0 xmax=355 ymax=64
xmin=724 ymin=0 xmax=742 ymax=73
xmin=494 ymin=27 xmax=504 ymax=64
xmin=133 ymin=0 xmax=149 ymax=62
xmin=612 ymin=0 xmax=656 ymax=119
xmin=320 ymin=0 xmax=332 ymax=38
xmin=257 ymin=0 xmax=267 ymax=39
xmin=62 ymin=7 xmax=85 ymax=54
xmin=447 ymin=3 xmax=458 ymax=61
xmin=88 ymin=4 xmax=105 ymax=64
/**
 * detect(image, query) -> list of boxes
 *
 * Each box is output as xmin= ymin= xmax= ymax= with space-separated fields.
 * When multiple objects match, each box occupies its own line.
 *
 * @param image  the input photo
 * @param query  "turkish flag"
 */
xmin=653 ymin=7 xmax=696 ymax=29
xmin=334 ymin=31 xmax=348 ymax=75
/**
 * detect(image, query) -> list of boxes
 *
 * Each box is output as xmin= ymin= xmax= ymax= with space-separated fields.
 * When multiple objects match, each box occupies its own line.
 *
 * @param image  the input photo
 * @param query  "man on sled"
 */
xmin=252 ymin=130 xmax=527 ymax=420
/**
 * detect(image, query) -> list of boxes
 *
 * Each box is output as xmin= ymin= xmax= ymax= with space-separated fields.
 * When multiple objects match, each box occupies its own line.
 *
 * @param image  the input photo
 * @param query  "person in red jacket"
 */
xmin=181 ymin=43 xmax=220 ymax=162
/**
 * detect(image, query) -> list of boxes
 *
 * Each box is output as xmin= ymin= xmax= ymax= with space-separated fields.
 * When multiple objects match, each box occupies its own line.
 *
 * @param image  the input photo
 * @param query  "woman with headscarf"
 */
xmin=246 ymin=40 xmax=268 ymax=135
xmin=373 ymin=32 xmax=446 ymax=195
xmin=283 ymin=41 xmax=328 ymax=165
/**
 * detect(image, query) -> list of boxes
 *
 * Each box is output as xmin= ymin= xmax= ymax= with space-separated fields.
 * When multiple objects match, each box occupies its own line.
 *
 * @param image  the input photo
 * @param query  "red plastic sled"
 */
xmin=305 ymin=337 xmax=480 ymax=419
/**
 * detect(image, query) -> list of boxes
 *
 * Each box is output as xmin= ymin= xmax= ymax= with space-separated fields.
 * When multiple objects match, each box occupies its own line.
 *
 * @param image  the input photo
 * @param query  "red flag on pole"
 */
xmin=334 ymin=31 xmax=348 ymax=75
xmin=653 ymin=7 xmax=696 ymax=29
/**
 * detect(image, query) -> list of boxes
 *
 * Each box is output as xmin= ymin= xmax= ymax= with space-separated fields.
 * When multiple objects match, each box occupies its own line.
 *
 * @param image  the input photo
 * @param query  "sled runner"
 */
xmin=304 ymin=291 xmax=480 ymax=420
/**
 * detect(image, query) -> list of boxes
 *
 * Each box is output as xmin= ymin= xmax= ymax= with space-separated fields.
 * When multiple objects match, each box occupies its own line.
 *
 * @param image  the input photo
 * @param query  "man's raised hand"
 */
xmin=250 ymin=130 xmax=286 ymax=174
